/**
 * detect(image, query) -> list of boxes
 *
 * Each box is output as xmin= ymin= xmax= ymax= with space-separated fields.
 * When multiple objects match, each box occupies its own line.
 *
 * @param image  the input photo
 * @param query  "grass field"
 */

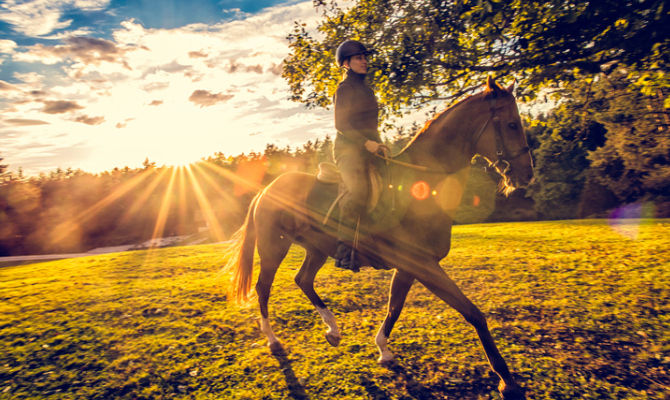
xmin=0 ymin=219 xmax=668 ymax=399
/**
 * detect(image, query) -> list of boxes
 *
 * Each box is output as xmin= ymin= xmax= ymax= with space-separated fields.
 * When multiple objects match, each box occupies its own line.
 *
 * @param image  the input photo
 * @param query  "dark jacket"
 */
xmin=333 ymin=70 xmax=380 ymax=149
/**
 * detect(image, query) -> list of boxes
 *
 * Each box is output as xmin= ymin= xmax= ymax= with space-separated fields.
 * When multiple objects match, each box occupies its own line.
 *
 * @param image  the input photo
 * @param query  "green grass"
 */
xmin=1 ymin=219 xmax=668 ymax=399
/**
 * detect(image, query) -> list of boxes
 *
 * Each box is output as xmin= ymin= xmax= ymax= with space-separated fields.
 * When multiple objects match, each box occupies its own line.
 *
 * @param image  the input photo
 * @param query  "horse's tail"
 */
xmin=223 ymin=193 xmax=260 ymax=303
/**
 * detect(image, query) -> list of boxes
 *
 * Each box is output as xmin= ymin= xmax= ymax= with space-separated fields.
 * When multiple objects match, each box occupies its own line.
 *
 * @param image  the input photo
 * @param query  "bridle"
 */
xmin=471 ymin=97 xmax=529 ymax=175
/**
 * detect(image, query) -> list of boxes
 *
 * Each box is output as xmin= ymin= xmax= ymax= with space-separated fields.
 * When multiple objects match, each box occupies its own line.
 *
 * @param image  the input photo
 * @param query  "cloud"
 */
xmin=188 ymin=90 xmax=233 ymax=107
xmin=188 ymin=51 xmax=208 ymax=58
xmin=148 ymin=100 xmax=163 ymax=106
xmin=142 ymin=60 xmax=191 ymax=78
xmin=29 ymin=90 xmax=48 ymax=97
xmin=74 ymin=115 xmax=105 ymax=125
xmin=39 ymin=27 xmax=95 ymax=40
xmin=225 ymin=60 xmax=267 ymax=74
xmin=0 ymin=1 xmax=72 ymax=36
xmin=221 ymin=8 xmax=249 ymax=21
xmin=16 ymin=36 xmax=130 ymax=67
xmin=42 ymin=100 xmax=84 ymax=114
xmin=0 ymin=39 xmax=17 ymax=54
xmin=142 ymin=82 xmax=169 ymax=92
xmin=0 ymin=80 xmax=20 ymax=91
xmin=0 ymin=0 xmax=110 ymax=37
xmin=5 ymin=118 xmax=50 ymax=126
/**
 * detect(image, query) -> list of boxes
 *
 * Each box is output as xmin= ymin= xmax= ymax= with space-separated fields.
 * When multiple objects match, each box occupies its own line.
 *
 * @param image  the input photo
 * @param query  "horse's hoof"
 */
xmin=268 ymin=341 xmax=285 ymax=355
xmin=499 ymin=381 xmax=525 ymax=400
xmin=377 ymin=356 xmax=395 ymax=366
xmin=325 ymin=332 xmax=341 ymax=347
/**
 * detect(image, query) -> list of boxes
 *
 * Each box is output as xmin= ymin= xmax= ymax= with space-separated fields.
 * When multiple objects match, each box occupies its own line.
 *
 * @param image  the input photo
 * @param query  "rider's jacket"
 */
xmin=333 ymin=69 xmax=380 ymax=148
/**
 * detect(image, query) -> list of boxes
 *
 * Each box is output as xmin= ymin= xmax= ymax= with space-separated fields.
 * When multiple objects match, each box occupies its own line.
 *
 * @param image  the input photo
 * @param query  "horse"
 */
xmin=224 ymin=76 xmax=533 ymax=399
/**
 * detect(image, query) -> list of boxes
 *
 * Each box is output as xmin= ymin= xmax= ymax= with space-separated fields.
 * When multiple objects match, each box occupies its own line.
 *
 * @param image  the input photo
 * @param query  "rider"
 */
xmin=333 ymin=39 xmax=388 ymax=271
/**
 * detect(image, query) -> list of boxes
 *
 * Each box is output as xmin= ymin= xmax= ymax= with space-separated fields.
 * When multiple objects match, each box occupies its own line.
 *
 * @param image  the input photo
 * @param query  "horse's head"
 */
xmin=472 ymin=77 xmax=534 ymax=195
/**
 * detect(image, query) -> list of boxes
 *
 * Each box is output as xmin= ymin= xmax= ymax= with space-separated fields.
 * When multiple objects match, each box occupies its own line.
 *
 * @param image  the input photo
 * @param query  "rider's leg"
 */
xmin=334 ymin=146 xmax=369 ymax=271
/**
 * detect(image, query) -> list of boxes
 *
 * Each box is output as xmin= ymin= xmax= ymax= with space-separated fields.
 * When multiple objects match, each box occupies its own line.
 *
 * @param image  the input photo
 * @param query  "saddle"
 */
xmin=310 ymin=162 xmax=406 ymax=234
xmin=316 ymin=162 xmax=383 ymax=214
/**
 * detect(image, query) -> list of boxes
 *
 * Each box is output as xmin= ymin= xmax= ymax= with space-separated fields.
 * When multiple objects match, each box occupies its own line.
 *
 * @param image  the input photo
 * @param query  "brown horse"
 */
xmin=224 ymin=77 xmax=533 ymax=399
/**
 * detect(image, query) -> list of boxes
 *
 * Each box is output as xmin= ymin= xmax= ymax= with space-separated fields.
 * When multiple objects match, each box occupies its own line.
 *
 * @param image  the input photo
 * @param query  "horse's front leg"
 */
xmin=294 ymin=250 xmax=342 ymax=346
xmin=406 ymin=260 xmax=524 ymax=400
xmin=376 ymin=269 xmax=414 ymax=364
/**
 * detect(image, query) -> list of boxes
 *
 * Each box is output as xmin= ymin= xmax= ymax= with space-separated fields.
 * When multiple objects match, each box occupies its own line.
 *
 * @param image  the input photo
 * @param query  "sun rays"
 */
xmin=46 ymin=159 xmax=272 ymax=255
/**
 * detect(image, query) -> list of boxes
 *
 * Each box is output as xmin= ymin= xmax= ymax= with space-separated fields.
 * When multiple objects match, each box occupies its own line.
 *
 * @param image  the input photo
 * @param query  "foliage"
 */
xmin=526 ymin=67 xmax=669 ymax=217
xmin=0 ymin=220 xmax=668 ymax=399
xmin=0 ymin=156 xmax=7 ymax=182
xmin=526 ymin=108 xmax=606 ymax=219
xmin=585 ymin=70 xmax=670 ymax=202
xmin=284 ymin=0 xmax=668 ymax=114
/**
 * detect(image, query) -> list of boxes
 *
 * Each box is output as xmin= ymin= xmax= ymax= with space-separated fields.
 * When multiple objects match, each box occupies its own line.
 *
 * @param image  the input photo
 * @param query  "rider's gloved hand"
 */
xmin=364 ymin=140 xmax=389 ymax=157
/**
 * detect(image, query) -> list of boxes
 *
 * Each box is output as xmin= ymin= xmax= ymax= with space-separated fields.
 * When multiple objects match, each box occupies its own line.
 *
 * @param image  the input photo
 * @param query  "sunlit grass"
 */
xmin=1 ymin=219 xmax=667 ymax=399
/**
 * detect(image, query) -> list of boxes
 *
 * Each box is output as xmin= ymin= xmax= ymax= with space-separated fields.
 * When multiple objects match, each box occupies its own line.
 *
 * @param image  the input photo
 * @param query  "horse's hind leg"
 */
xmin=256 ymin=238 xmax=291 ymax=354
xmin=294 ymin=250 xmax=342 ymax=346
xmin=376 ymin=269 xmax=414 ymax=364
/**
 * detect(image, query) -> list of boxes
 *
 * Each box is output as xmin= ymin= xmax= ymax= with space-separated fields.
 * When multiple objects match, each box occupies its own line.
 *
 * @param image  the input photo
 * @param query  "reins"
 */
xmin=372 ymin=153 xmax=445 ymax=173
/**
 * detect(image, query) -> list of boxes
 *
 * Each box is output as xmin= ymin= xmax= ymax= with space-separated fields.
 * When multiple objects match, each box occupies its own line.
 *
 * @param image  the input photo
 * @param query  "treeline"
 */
xmin=1 ymin=75 xmax=668 ymax=256
xmin=0 ymin=139 xmax=333 ymax=256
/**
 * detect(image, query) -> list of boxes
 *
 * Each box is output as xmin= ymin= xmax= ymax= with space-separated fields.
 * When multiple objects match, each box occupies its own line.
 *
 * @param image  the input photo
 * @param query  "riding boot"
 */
xmin=334 ymin=212 xmax=361 ymax=272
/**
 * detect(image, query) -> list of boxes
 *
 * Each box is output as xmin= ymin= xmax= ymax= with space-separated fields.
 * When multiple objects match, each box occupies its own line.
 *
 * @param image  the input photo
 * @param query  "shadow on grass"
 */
xmin=271 ymin=349 xmax=310 ymax=400
xmin=360 ymin=375 xmax=393 ymax=400
xmin=382 ymin=360 xmax=500 ymax=399
xmin=382 ymin=362 xmax=439 ymax=400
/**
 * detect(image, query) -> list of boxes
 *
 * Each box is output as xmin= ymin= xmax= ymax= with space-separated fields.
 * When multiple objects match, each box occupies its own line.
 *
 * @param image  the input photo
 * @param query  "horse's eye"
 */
xmin=508 ymin=122 xmax=518 ymax=130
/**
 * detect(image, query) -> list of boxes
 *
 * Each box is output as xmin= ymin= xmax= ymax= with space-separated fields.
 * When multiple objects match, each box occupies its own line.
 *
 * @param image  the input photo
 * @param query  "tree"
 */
xmin=0 ymin=156 xmax=8 ymax=183
xmin=529 ymin=119 xmax=593 ymax=219
xmin=526 ymin=64 xmax=669 ymax=217
xmin=284 ymin=0 xmax=668 ymax=115
xmin=585 ymin=70 xmax=670 ymax=203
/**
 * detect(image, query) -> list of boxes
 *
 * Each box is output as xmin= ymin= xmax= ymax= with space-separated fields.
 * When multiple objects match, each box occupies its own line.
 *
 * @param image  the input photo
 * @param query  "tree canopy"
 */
xmin=283 ymin=0 xmax=668 ymax=115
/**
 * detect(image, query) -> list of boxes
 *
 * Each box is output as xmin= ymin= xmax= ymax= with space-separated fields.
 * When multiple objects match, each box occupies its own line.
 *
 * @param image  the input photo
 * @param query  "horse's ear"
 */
xmin=506 ymin=79 xmax=516 ymax=94
xmin=486 ymin=75 xmax=496 ymax=91
xmin=485 ymin=75 xmax=502 ymax=97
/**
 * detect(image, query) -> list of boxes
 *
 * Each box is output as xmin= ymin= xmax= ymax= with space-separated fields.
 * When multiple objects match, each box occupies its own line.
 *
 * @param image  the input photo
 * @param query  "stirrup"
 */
xmin=334 ymin=242 xmax=360 ymax=272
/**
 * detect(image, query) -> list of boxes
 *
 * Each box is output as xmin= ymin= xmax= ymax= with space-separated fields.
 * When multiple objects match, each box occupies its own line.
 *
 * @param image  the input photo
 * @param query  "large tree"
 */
xmin=284 ymin=0 xmax=668 ymax=115
xmin=585 ymin=69 xmax=670 ymax=203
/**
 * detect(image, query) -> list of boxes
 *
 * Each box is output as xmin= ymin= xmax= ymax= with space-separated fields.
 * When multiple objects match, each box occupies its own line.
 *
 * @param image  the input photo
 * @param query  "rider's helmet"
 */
xmin=336 ymin=40 xmax=372 ymax=67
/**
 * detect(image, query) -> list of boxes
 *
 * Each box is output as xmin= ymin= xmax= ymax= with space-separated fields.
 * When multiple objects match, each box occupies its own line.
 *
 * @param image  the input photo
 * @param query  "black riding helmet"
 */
xmin=336 ymin=40 xmax=373 ymax=67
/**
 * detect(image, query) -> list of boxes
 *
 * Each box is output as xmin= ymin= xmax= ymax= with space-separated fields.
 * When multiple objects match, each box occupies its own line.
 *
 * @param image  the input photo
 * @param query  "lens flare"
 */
xmin=234 ymin=156 xmax=268 ymax=196
xmin=608 ymin=202 xmax=655 ymax=240
xmin=411 ymin=181 xmax=430 ymax=200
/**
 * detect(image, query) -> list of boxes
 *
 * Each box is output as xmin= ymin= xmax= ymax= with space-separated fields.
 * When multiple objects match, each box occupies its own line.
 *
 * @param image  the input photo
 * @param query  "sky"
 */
xmin=0 ymin=0 xmax=338 ymax=175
